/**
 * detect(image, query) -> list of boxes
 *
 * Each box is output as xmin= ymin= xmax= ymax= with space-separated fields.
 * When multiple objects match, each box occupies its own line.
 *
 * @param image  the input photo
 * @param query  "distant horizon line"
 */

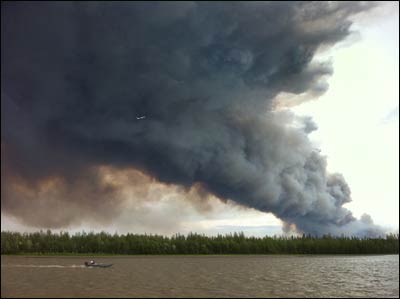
xmin=1 ymin=229 xmax=399 ymax=239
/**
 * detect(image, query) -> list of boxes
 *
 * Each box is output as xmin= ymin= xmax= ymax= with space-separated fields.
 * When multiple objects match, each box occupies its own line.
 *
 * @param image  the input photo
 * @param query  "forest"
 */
xmin=1 ymin=231 xmax=398 ymax=255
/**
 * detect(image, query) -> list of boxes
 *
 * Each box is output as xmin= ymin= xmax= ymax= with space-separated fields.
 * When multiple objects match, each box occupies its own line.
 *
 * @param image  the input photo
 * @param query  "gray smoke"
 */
xmin=1 ymin=2 xmax=383 ymax=236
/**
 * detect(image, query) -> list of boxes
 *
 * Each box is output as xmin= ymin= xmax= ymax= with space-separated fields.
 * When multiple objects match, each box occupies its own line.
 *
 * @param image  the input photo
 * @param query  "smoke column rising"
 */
xmin=1 ymin=2 xmax=383 ymax=236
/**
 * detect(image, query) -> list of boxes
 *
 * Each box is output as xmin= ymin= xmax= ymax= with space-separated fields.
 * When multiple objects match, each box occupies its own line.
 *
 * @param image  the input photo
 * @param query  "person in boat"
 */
xmin=85 ymin=260 xmax=96 ymax=266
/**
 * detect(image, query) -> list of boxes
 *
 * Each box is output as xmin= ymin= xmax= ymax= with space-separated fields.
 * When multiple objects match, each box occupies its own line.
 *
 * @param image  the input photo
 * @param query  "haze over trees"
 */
xmin=1 ymin=231 xmax=398 ymax=255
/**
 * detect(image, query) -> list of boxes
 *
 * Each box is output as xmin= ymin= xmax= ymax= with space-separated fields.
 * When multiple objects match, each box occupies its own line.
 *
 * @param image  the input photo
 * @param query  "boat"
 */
xmin=84 ymin=261 xmax=113 ymax=268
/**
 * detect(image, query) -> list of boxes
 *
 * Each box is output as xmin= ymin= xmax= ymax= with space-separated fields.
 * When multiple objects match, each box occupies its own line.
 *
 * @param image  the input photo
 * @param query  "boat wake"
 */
xmin=1 ymin=264 xmax=86 ymax=268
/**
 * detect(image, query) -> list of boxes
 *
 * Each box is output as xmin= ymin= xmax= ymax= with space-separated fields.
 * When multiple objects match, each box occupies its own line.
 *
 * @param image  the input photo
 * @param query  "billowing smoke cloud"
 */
xmin=1 ymin=2 xmax=383 ymax=236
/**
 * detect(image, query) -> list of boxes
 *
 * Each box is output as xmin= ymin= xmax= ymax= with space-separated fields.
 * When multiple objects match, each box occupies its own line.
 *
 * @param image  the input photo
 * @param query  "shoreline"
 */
xmin=3 ymin=253 xmax=399 ymax=257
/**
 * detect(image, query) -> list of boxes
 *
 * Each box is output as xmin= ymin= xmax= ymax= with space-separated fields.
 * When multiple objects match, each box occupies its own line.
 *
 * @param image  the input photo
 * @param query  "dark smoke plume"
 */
xmin=1 ymin=2 xmax=383 ymax=236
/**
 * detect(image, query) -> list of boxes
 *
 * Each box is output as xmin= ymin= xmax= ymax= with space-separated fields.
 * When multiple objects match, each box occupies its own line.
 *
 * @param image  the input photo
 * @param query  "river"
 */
xmin=1 ymin=255 xmax=398 ymax=298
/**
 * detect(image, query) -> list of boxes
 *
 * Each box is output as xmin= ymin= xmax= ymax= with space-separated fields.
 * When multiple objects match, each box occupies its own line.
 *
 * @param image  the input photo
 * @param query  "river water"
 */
xmin=1 ymin=255 xmax=399 ymax=298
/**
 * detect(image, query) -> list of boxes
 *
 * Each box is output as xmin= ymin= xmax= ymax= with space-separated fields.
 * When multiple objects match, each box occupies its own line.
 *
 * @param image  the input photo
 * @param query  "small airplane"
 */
xmin=136 ymin=116 xmax=146 ymax=120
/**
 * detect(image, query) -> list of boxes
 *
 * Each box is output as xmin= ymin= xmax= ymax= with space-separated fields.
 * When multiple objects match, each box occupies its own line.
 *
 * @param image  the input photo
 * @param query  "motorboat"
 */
xmin=84 ymin=261 xmax=113 ymax=268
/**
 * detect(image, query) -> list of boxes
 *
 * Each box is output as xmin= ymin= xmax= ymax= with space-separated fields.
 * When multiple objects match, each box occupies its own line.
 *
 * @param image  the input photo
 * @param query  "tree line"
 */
xmin=1 ymin=230 xmax=398 ymax=255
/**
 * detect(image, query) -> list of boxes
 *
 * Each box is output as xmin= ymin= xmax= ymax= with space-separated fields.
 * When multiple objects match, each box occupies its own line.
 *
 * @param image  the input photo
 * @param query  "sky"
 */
xmin=1 ymin=1 xmax=398 ymax=237
xmin=291 ymin=2 xmax=399 ymax=230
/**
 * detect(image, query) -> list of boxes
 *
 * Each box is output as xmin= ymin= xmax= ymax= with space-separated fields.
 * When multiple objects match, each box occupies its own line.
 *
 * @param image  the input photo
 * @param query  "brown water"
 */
xmin=1 ymin=255 xmax=399 ymax=298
